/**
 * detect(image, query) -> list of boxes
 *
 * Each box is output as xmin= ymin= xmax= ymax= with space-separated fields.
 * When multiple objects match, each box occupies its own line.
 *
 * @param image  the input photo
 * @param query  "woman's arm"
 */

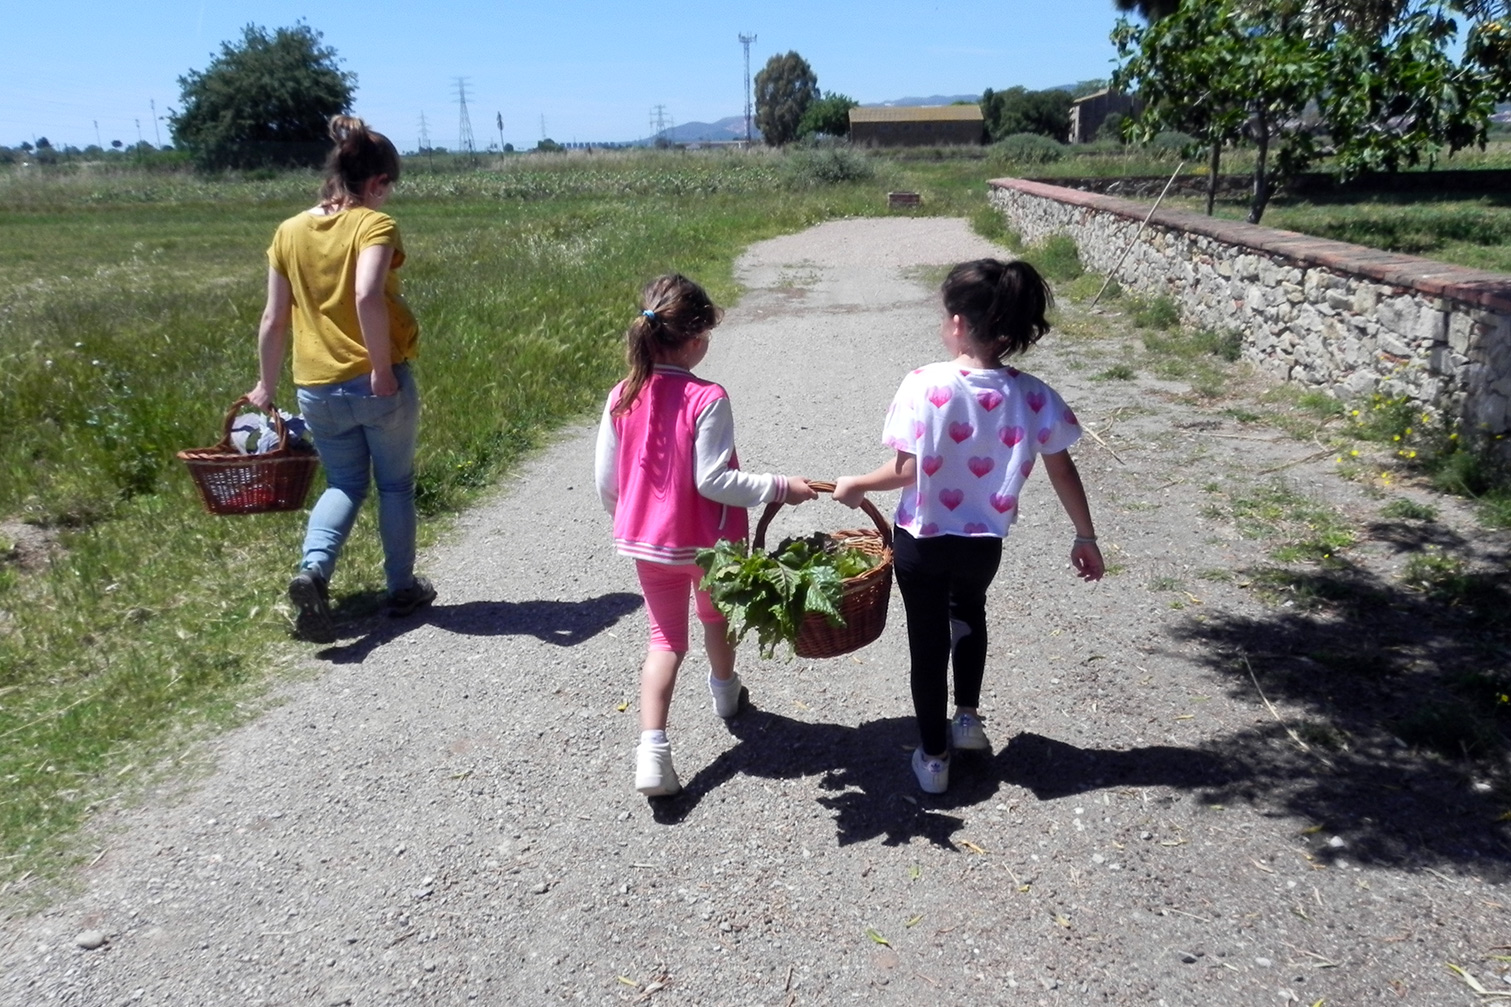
xmin=355 ymin=243 xmax=396 ymax=396
xmin=1042 ymin=449 xmax=1104 ymax=582
xmin=246 ymin=268 xmax=292 ymax=410
xmin=832 ymin=452 xmax=916 ymax=508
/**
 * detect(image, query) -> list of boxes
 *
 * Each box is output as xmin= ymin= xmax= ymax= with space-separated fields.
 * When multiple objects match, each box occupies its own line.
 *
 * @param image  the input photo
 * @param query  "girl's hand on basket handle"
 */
xmin=834 ymin=451 xmax=917 ymax=509
xmin=784 ymin=477 xmax=819 ymax=505
xmin=832 ymin=476 xmax=865 ymax=509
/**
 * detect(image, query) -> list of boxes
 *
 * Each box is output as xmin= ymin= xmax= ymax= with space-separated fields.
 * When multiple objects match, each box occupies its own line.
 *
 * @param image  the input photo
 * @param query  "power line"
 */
xmin=739 ymin=33 xmax=757 ymax=144
xmin=418 ymin=111 xmax=431 ymax=152
xmin=453 ymin=77 xmax=475 ymax=155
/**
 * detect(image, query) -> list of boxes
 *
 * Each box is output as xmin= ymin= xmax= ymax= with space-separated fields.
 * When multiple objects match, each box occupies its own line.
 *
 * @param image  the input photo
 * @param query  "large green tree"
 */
xmin=798 ymin=92 xmax=858 ymax=139
xmin=980 ymin=87 xmax=1074 ymax=142
xmin=1114 ymin=0 xmax=1498 ymax=223
xmin=755 ymin=52 xmax=819 ymax=147
xmin=170 ymin=23 xmax=355 ymax=171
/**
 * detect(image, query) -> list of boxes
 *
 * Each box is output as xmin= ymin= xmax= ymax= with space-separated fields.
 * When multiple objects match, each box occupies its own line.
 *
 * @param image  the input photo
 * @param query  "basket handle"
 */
xmin=215 ymin=396 xmax=293 ymax=452
xmin=753 ymin=480 xmax=893 ymax=551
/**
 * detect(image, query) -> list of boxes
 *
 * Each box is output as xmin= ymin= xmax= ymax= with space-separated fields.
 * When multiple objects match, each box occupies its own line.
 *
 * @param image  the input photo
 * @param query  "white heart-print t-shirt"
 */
xmin=880 ymin=361 xmax=1081 ymax=539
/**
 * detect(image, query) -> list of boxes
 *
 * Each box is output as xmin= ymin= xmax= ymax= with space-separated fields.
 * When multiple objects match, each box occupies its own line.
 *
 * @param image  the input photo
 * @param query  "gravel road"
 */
xmin=2 ymin=216 xmax=1508 ymax=1006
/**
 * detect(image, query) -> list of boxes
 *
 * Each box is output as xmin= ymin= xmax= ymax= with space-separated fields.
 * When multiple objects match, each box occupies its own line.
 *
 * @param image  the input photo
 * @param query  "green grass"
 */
xmin=0 ymin=148 xmax=973 ymax=895
xmin=1214 ymin=481 xmax=1357 ymax=562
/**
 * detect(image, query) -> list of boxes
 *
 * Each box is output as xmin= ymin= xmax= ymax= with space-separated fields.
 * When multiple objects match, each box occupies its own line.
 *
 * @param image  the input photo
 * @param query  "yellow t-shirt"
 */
xmin=267 ymin=206 xmax=420 ymax=387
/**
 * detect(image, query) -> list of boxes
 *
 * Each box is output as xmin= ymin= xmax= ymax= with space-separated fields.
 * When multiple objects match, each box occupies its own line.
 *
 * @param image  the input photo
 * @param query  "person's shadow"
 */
xmin=647 ymin=704 xmax=1234 ymax=848
xmin=318 ymin=591 xmax=643 ymax=664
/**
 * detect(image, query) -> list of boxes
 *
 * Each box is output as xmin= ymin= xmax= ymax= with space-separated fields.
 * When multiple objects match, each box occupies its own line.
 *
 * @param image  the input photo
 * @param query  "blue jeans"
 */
xmin=295 ymin=364 xmax=420 ymax=594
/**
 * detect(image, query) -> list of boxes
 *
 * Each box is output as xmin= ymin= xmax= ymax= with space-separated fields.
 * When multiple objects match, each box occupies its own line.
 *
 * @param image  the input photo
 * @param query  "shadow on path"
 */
xmin=318 ymin=592 xmax=642 ymax=664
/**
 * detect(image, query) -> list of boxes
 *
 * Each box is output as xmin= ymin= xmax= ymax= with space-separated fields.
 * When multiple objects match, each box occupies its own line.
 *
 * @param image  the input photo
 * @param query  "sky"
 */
xmin=2 ymin=1 xmax=1131 ymax=152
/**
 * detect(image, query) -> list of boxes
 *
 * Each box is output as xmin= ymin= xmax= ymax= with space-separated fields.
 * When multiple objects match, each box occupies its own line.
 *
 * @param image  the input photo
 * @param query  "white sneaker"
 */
xmin=709 ymin=673 xmax=746 ymax=719
xmin=950 ymin=712 xmax=991 ymax=752
xmin=635 ymin=741 xmax=681 ymax=797
xmin=912 ymin=747 xmax=950 ymax=794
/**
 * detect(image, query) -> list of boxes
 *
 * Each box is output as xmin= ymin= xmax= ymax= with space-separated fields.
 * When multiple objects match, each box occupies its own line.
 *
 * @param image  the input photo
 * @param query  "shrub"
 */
xmin=779 ymin=146 xmax=873 ymax=187
xmin=1129 ymin=295 xmax=1181 ymax=330
xmin=992 ymin=133 xmax=1065 ymax=166
xmin=1022 ymin=233 xmax=1082 ymax=280
xmin=970 ymin=205 xmax=1022 ymax=249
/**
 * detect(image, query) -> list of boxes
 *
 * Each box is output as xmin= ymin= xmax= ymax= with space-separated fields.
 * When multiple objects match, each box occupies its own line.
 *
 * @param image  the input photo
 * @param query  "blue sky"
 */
xmin=2 ymin=1 xmax=1130 ymax=151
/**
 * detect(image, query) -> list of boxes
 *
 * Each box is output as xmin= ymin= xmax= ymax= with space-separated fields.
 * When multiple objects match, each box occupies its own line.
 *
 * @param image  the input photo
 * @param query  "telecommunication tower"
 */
xmin=739 ymin=33 xmax=757 ymax=143
xmin=454 ymin=77 xmax=476 ymax=155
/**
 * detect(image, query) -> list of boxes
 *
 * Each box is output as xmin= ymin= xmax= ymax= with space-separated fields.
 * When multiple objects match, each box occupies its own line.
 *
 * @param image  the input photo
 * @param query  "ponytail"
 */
xmin=612 ymin=275 xmax=723 ymax=417
xmin=941 ymin=258 xmax=1053 ymax=364
xmin=319 ymin=115 xmax=401 ymax=207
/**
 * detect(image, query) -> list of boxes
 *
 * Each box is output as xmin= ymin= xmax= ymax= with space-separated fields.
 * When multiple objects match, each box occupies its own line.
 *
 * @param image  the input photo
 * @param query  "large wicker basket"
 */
xmin=753 ymin=481 xmax=894 ymax=659
xmin=177 ymin=397 xmax=319 ymax=515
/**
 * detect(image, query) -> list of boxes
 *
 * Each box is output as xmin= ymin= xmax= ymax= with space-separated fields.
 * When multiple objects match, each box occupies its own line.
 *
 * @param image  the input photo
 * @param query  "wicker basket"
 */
xmin=753 ymin=481 xmax=894 ymax=659
xmin=177 ymin=397 xmax=320 ymax=515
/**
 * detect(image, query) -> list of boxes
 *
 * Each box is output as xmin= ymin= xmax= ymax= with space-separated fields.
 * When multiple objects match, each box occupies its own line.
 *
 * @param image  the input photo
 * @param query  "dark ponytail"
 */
xmin=941 ymin=258 xmax=1053 ymax=364
xmin=612 ymin=274 xmax=723 ymax=417
xmin=319 ymin=115 xmax=401 ymax=207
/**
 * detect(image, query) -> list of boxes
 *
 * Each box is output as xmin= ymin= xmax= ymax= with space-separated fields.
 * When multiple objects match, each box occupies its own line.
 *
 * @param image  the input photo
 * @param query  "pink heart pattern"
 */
xmin=989 ymin=493 xmax=1017 ymax=513
xmin=921 ymin=455 xmax=944 ymax=476
xmin=999 ymin=425 xmax=1025 ymax=447
xmin=948 ymin=421 xmax=974 ymax=444
xmin=1064 ymin=408 xmax=1079 ymax=426
xmin=1020 ymin=459 xmax=1035 ymax=478
xmin=938 ymin=488 xmax=965 ymax=510
xmin=912 ymin=421 xmax=925 ymax=441
xmin=1037 ymin=427 xmax=1052 ymax=445
xmin=967 ymin=456 xmax=995 ymax=478
xmin=963 ymin=522 xmax=989 ymax=535
xmin=920 ymin=522 xmax=939 ymax=536
xmin=976 ymin=390 xmax=1004 ymax=411
xmin=1026 ymin=389 xmax=1047 ymax=413
xmin=926 ymin=386 xmax=952 ymax=408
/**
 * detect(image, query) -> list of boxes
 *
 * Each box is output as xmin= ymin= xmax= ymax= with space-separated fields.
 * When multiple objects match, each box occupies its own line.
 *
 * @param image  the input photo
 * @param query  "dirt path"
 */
xmin=2 ymin=217 xmax=1507 ymax=1005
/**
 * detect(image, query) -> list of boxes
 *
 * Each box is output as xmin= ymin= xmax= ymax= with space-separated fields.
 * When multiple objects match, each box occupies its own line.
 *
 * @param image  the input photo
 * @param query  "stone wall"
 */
xmin=988 ymin=178 xmax=1511 ymax=459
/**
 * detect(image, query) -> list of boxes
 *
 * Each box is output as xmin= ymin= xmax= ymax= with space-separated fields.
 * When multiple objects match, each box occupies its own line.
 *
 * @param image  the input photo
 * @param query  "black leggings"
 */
xmin=893 ymin=528 xmax=1004 ymax=757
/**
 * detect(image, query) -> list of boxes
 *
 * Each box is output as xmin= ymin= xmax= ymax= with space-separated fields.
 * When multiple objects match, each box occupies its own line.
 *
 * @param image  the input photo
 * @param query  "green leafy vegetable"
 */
xmin=695 ymin=534 xmax=878 ymax=659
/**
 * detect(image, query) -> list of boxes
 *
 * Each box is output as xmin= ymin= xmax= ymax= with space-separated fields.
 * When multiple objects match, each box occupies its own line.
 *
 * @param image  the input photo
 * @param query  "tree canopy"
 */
xmin=798 ymin=92 xmax=858 ymax=139
xmin=170 ymin=23 xmax=355 ymax=171
xmin=755 ymin=52 xmax=819 ymax=147
xmin=980 ymin=87 xmax=1073 ymax=142
xmin=1113 ymin=0 xmax=1500 ymax=223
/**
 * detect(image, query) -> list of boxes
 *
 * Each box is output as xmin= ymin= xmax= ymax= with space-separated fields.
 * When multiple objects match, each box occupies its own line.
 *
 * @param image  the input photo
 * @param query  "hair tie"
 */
xmin=642 ymin=310 xmax=656 ymax=320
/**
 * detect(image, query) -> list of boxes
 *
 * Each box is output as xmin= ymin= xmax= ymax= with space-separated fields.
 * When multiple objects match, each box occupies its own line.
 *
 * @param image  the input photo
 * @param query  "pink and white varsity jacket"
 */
xmin=594 ymin=366 xmax=787 ymax=565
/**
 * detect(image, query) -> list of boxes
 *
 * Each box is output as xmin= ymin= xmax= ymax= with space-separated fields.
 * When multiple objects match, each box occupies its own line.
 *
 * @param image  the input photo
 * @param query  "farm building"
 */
xmin=848 ymin=105 xmax=986 ymax=147
xmin=1067 ymin=90 xmax=1139 ymax=144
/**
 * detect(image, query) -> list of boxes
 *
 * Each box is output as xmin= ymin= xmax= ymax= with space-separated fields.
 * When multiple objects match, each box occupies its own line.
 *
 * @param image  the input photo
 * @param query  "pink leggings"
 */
xmin=635 ymin=560 xmax=725 ymax=652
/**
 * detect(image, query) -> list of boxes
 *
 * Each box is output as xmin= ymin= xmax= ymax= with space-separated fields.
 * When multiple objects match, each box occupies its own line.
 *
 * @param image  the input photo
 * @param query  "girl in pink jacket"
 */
xmin=595 ymin=274 xmax=815 ymax=797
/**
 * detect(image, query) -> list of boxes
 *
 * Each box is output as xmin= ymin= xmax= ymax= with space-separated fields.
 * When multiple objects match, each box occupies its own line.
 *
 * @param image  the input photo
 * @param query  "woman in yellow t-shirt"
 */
xmin=246 ymin=115 xmax=434 ymax=643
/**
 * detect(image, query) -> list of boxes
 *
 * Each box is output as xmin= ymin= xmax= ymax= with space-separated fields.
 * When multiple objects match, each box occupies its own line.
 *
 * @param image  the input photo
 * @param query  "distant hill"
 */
xmin=863 ymin=94 xmax=980 ymax=107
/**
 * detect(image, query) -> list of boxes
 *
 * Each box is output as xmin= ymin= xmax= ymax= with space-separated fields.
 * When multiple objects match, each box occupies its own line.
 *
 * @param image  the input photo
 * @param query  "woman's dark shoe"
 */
xmin=288 ymin=570 xmax=334 ymax=643
xmin=387 ymin=576 xmax=436 ymax=618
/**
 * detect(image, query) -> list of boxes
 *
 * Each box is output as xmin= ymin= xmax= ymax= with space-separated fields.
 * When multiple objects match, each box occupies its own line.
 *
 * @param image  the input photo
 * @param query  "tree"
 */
xmin=1114 ymin=0 xmax=1498 ymax=223
xmin=798 ymin=92 xmax=857 ymax=139
xmin=755 ymin=52 xmax=819 ymax=146
xmin=980 ymin=87 xmax=1073 ymax=142
xmin=169 ymin=22 xmax=355 ymax=171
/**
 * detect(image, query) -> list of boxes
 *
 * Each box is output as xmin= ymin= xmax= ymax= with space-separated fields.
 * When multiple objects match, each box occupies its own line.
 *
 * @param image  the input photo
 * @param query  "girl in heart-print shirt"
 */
xmin=833 ymin=258 xmax=1104 ymax=795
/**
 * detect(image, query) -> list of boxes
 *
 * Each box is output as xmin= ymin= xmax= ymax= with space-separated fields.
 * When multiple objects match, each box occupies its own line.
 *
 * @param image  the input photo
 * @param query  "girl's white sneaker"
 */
xmin=635 ymin=742 xmax=681 ymax=797
xmin=912 ymin=747 xmax=950 ymax=794
xmin=709 ymin=672 xmax=746 ymax=718
xmin=950 ymin=712 xmax=991 ymax=752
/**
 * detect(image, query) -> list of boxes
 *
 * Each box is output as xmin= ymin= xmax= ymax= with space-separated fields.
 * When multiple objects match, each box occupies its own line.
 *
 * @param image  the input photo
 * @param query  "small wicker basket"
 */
xmin=177 ymin=397 xmax=319 ymax=515
xmin=753 ymin=481 xmax=894 ymax=659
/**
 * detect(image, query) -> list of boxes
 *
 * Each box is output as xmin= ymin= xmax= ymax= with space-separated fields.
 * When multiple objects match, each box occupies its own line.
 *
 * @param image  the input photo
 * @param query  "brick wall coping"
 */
xmin=989 ymin=177 xmax=1511 ymax=313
